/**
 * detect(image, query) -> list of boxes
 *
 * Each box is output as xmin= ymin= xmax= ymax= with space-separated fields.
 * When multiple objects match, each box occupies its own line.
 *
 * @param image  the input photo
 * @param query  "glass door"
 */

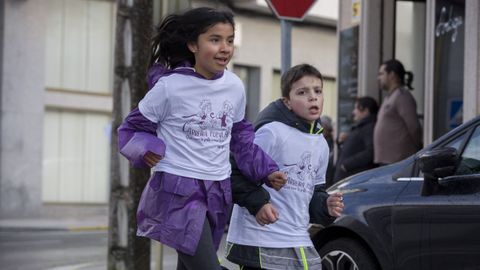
xmin=395 ymin=0 xmax=427 ymax=128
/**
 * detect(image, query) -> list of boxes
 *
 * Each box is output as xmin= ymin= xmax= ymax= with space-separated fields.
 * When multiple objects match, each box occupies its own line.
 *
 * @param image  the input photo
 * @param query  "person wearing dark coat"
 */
xmin=320 ymin=115 xmax=335 ymax=187
xmin=333 ymin=96 xmax=378 ymax=183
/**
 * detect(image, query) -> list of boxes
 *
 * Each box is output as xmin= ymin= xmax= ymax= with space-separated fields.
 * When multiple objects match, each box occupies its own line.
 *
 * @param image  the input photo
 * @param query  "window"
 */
xmin=42 ymin=110 xmax=111 ymax=203
xmin=45 ymin=0 xmax=116 ymax=93
xmin=233 ymin=65 xmax=260 ymax=121
xmin=271 ymin=70 xmax=281 ymax=101
xmin=42 ymin=0 xmax=115 ymax=204
xmin=322 ymin=78 xmax=337 ymax=123
xmin=395 ymin=0 xmax=426 ymax=121
xmin=445 ymin=132 xmax=466 ymax=151
xmin=456 ymin=126 xmax=480 ymax=175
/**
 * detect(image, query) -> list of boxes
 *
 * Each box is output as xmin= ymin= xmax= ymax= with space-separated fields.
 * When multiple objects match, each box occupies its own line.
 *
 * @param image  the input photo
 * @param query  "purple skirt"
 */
xmin=136 ymin=171 xmax=232 ymax=255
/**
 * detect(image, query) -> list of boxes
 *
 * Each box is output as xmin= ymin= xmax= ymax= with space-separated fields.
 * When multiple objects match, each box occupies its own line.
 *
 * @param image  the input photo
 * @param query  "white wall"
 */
xmin=1 ymin=0 xmax=46 ymax=218
xmin=233 ymin=15 xmax=337 ymax=113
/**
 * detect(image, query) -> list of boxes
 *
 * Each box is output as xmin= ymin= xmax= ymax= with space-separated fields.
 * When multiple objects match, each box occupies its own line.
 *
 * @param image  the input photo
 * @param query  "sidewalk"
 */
xmin=0 ymin=216 xmax=108 ymax=232
xmin=0 ymin=216 xmax=238 ymax=270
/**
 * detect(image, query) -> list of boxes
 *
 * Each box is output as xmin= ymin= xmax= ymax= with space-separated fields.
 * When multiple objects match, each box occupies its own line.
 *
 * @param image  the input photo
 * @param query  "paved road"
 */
xmin=0 ymin=230 xmax=107 ymax=270
xmin=0 ymin=230 xmax=236 ymax=270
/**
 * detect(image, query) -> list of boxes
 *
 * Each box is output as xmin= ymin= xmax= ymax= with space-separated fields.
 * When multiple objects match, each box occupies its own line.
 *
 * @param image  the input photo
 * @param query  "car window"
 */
xmin=445 ymin=133 xmax=466 ymax=150
xmin=456 ymin=126 xmax=480 ymax=175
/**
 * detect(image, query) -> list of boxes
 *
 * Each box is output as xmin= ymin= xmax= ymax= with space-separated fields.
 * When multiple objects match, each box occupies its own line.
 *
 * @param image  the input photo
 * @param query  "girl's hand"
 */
xmin=327 ymin=192 xmax=344 ymax=217
xmin=267 ymin=171 xmax=287 ymax=191
xmin=255 ymin=203 xmax=279 ymax=226
xmin=143 ymin=151 xmax=163 ymax=167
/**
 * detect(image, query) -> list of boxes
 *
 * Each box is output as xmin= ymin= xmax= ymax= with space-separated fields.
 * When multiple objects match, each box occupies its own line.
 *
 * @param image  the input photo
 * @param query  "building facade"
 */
xmin=0 ymin=0 xmax=338 ymax=219
xmin=337 ymin=0 xmax=480 ymax=145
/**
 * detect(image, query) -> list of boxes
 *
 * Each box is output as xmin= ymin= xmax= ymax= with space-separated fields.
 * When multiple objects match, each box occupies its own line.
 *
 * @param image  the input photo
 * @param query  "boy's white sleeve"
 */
xmin=315 ymin=142 xmax=330 ymax=185
xmin=253 ymin=125 xmax=277 ymax=157
xmin=138 ymin=80 xmax=169 ymax=123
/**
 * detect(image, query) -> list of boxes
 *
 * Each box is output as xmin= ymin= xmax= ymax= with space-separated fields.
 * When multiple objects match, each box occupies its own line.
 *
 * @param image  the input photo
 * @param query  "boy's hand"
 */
xmin=255 ymin=203 xmax=279 ymax=226
xmin=267 ymin=171 xmax=287 ymax=191
xmin=143 ymin=151 xmax=163 ymax=167
xmin=327 ymin=192 xmax=344 ymax=217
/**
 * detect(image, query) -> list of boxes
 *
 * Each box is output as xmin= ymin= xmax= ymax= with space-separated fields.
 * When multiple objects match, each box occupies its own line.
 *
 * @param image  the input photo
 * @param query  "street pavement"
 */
xmin=0 ymin=216 xmax=236 ymax=270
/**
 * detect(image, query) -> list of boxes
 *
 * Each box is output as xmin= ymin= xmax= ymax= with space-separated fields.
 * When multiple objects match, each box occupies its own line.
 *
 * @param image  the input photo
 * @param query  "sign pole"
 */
xmin=280 ymin=19 xmax=292 ymax=74
xmin=267 ymin=0 xmax=317 ymax=73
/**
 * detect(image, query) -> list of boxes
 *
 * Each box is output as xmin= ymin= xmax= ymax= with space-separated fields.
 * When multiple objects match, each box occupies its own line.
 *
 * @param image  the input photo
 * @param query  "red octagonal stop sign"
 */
xmin=266 ymin=0 xmax=317 ymax=21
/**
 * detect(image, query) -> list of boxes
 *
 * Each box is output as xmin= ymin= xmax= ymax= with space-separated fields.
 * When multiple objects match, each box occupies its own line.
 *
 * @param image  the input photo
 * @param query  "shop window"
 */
xmin=395 ymin=0 xmax=426 ymax=124
xmin=433 ymin=0 xmax=465 ymax=138
xmin=456 ymin=126 xmax=480 ymax=175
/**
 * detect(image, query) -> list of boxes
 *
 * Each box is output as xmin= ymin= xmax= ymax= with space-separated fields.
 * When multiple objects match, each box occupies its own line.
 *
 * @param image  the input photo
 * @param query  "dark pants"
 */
xmin=176 ymin=219 xmax=222 ymax=270
xmin=240 ymin=266 xmax=264 ymax=270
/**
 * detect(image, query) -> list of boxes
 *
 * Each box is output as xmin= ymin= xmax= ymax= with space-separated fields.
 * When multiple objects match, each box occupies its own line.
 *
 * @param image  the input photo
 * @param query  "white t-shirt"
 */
xmin=138 ymin=71 xmax=246 ymax=180
xmin=227 ymin=121 xmax=329 ymax=248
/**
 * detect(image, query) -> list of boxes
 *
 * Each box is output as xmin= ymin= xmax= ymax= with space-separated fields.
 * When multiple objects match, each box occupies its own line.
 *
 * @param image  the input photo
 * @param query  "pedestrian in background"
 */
xmin=320 ymin=115 xmax=335 ymax=187
xmin=226 ymin=64 xmax=344 ymax=270
xmin=333 ymin=96 xmax=378 ymax=183
xmin=117 ymin=7 xmax=286 ymax=270
xmin=374 ymin=59 xmax=422 ymax=166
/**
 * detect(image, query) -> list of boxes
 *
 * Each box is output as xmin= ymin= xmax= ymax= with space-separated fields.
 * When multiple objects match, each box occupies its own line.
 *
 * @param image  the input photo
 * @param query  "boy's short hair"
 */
xmin=281 ymin=64 xmax=323 ymax=98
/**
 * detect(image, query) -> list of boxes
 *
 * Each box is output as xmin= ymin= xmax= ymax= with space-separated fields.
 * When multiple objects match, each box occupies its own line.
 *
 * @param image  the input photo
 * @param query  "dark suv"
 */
xmin=313 ymin=115 xmax=480 ymax=270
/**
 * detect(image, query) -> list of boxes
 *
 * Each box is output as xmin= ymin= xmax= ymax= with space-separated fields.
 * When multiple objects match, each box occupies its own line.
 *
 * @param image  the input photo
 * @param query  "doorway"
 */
xmin=394 ymin=0 xmax=426 ymax=128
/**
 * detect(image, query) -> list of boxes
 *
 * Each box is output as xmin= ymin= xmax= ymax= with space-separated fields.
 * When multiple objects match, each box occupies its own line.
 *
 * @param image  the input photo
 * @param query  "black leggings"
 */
xmin=176 ymin=218 xmax=222 ymax=270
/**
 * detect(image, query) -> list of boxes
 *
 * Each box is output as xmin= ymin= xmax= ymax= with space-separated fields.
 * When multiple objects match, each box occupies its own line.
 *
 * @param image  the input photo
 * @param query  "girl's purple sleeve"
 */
xmin=230 ymin=119 xmax=279 ymax=186
xmin=117 ymin=108 xmax=166 ymax=168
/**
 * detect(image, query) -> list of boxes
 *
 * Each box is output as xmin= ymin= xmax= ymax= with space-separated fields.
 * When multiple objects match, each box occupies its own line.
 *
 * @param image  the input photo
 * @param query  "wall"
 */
xmin=233 ymin=15 xmax=337 ymax=113
xmin=0 ymin=0 xmax=46 ymax=218
xmin=464 ymin=0 xmax=480 ymax=119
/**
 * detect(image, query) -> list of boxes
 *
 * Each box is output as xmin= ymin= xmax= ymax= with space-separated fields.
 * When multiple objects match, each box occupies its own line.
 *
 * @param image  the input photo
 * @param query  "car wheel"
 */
xmin=318 ymin=237 xmax=379 ymax=270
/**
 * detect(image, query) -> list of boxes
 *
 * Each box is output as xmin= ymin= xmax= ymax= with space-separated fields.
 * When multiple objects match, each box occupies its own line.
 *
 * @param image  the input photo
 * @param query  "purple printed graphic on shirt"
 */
xmin=282 ymin=151 xmax=318 ymax=195
xmin=181 ymin=99 xmax=234 ymax=143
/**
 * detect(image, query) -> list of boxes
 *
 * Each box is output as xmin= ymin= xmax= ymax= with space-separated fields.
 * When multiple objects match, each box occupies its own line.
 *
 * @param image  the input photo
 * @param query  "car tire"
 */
xmin=318 ymin=237 xmax=379 ymax=270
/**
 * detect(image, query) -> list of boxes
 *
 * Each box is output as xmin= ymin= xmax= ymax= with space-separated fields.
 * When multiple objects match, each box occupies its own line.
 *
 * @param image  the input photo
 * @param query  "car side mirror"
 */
xmin=417 ymin=147 xmax=458 ymax=196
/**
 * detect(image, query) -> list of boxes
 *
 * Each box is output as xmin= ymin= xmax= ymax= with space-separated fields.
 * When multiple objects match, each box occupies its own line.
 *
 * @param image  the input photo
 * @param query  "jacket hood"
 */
xmin=254 ymin=99 xmax=324 ymax=134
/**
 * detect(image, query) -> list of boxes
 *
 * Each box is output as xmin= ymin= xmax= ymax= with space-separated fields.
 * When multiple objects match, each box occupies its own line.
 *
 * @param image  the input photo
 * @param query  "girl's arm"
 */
xmin=231 ymin=158 xmax=279 ymax=225
xmin=118 ymin=107 xmax=166 ymax=168
xmin=230 ymin=119 xmax=285 ymax=188
xmin=230 ymin=155 xmax=271 ymax=215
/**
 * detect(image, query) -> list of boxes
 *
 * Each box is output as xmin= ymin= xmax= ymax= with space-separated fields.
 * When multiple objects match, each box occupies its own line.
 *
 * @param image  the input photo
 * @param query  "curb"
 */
xmin=68 ymin=226 xmax=109 ymax=231
xmin=0 ymin=225 xmax=108 ymax=232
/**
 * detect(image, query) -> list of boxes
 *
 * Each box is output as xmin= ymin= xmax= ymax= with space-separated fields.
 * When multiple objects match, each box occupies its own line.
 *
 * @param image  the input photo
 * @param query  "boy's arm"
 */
xmin=309 ymin=185 xmax=336 ymax=226
xmin=118 ymin=107 xmax=166 ymax=168
xmin=231 ymin=156 xmax=271 ymax=215
xmin=230 ymin=119 xmax=283 ymax=187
